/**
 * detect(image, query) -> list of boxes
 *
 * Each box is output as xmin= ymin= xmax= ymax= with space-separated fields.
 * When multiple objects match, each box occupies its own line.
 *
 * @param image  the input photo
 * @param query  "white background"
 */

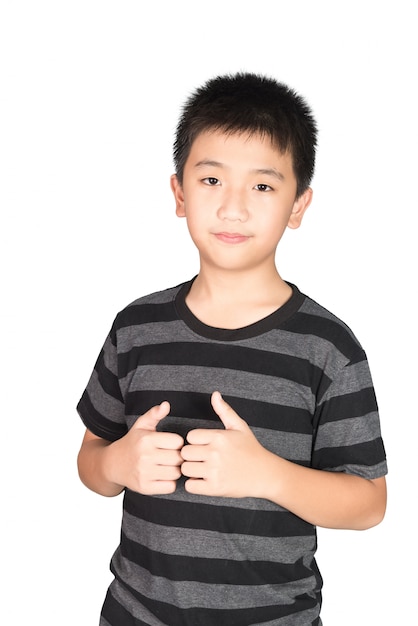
xmin=1 ymin=1 xmax=416 ymax=624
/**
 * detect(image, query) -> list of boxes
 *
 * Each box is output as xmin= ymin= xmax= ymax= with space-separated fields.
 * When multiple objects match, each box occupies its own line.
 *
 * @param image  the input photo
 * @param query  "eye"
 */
xmin=202 ymin=177 xmax=220 ymax=186
xmin=254 ymin=183 xmax=273 ymax=192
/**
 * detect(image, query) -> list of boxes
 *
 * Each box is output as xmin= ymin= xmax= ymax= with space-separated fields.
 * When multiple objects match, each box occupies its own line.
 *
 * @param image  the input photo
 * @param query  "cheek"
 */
xmin=259 ymin=210 xmax=291 ymax=235
xmin=184 ymin=212 xmax=207 ymax=246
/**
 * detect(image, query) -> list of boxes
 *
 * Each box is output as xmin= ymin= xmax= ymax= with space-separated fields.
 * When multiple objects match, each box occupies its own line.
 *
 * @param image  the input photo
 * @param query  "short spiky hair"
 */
xmin=173 ymin=72 xmax=317 ymax=197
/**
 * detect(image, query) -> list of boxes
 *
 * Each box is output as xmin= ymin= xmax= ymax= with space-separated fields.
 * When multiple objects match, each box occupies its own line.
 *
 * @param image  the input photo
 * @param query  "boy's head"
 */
xmin=173 ymin=72 xmax=317 ymax=198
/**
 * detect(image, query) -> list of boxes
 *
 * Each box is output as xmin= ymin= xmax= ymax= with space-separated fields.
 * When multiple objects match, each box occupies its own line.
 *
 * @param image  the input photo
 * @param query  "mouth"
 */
xmin=213 ymin=232 xmax=251 ymax=244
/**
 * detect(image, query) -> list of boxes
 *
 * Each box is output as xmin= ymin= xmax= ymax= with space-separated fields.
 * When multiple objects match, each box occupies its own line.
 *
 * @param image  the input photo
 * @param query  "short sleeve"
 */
xmin=312 ymin=355 xmax=387 ymax=479
xmin=77 ymin=322 xmax=128 ymax=441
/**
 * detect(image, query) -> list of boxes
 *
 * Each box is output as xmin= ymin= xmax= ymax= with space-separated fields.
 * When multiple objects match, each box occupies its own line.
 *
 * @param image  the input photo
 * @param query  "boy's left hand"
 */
xmin=181 ymin=391 xmax=273 ymax=498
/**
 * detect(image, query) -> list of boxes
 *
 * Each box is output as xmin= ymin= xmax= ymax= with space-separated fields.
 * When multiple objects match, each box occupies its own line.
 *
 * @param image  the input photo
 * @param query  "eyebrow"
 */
xmin=194 ymin=160 xmax=285 ymax=181
xmin=194 ymin=159 xmax=224 ymax=169
xmin=252 ymin=168 xmax=285 ymax=182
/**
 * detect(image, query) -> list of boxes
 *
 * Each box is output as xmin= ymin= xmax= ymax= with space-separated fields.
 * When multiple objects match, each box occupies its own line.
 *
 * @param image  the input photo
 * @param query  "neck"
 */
xmin=185 ymin=266 xmax=292 ymax=329
xmin=191 ymin=266 xmax=287 ymax=302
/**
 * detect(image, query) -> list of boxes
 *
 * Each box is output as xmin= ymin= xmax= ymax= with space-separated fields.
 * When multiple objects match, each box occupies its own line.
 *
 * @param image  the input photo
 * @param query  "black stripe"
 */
xmin=226 ymin=394 xmax=315 ymax=433
xmin=115 ymin=301 xmax=178 ymax=331
xmin=125 ymin=390 xmax=315 ymax=434
xmin=118 ymin=342 xmax=324 ymax=390
xmin=313 ymin=438 xmax=386 ymax=470
xmin=109 ymin=574 xmax=317 ymax=626
xmin=123 ymin=489 xmax=314 ymax=538
xmin=77 ymin=392 xmax=127 ymax=441
xmin=317 ymin=387 xmax=378 ymax=423
xmin=120 ymin=532 xmax=312 ymax=585
xmin=125 ymin=390 xmax=218 ymax=428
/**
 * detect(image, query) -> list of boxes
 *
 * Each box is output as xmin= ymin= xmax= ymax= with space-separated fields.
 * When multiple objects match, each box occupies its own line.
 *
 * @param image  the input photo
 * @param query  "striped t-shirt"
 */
xmin=77 ymin=279 xmax=387 ymax=626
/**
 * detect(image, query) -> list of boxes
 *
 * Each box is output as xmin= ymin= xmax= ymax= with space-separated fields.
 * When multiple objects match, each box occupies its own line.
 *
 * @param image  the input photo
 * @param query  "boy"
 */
xmin=77 ymin=73 xmax=387 ymax=625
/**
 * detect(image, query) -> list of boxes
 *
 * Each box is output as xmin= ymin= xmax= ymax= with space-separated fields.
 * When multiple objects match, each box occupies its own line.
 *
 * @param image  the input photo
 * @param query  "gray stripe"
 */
xmin=321 ymin=360 xmax=373 ymax=400
xmin=255 ymin=426 xmax=312 ymax=460
xmin=128 ymin=286 xmax=179 ymax=306
xmin=316 ymin=413 xmax=382 ymax=450
xmin=107 ymin=580 xmax=165 ymax=626
xmin=121 ymin=365 xmax=315 ymax=410
xmin=123 ymin=512 xmax=315 ymax=563
xmin=111 ymin=550 xmax=318 ymax=610
xmin=102 ymin=334 xmax=118 ymax=375
xmin=300 ymin=297 xmax=356 ymax=332
xmin=117 ymin=320 xmax=208 ymax=351
xmin=255 ymin=610 xmax=322 ymax=626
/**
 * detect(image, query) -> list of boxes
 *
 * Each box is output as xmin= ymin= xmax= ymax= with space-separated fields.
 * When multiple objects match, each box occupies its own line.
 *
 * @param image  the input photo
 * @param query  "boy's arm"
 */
xmin=78 ymin=429 xmax=124 ymax=497
xmin=181 ymin=392 xmax=387 ymax=530
xmin=77 ymin=401 xmax=184 ymax=497
xmin=254 ymin=455 xmax=386 ymax=530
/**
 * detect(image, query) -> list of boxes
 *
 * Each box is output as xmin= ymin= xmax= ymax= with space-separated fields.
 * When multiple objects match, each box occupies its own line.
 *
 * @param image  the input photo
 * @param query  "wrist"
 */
xmin=255 ymin=451 xmax=286 ymax=503
xmin=101 ymin=441 xmax=125 ymax=496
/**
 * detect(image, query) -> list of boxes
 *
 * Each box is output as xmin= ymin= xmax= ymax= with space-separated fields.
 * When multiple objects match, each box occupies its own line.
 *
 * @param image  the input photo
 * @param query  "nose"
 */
xmin=217 ymin=189 xmax=249 ymax=222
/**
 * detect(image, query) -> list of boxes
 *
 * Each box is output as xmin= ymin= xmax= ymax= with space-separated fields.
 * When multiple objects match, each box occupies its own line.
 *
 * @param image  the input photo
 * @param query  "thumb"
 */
xmin=132 ymin=401 xmax=171 ymax=432
xmin=211 ymin=391 xmax=248 ymax=431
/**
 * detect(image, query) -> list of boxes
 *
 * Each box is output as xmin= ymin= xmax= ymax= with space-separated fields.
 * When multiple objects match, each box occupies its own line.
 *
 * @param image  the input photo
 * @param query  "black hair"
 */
xmin=173 ymin=72 xmax=317 ymax=197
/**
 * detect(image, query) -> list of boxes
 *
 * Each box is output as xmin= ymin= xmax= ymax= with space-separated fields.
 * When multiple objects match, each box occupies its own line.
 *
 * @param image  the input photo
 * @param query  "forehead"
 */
xmin=186 ymin=129 xmax=294 ymax=170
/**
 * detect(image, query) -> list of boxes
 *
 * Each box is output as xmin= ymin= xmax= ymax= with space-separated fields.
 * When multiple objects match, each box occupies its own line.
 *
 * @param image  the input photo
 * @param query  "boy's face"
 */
xmin=171 ymin=130 xmax=312 ymax=274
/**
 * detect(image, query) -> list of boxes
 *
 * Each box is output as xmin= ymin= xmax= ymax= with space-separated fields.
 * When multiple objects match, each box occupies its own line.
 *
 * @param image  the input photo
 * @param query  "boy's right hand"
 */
xmin=104 ymin=401 xmax=184 ymax=495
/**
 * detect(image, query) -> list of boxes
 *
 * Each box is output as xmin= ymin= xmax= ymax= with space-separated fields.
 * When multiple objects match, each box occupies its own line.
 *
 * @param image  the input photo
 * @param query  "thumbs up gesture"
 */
xmin=181 ymin=391 xmax=274 ymax=498
xmin=105 ymin=401 xmax=184 ymax=495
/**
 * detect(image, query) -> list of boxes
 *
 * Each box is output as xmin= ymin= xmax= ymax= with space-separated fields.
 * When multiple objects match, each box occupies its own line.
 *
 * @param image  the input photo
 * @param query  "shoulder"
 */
xmin=125 ymin=281 xmax=187 ymax=308
xmin=110 ymin=280 xmax=191 ymax=335
xmin=289 ymin=286 xmax=366 ymax=364
xmin=299 ymin=291 xmax=356 ymax=333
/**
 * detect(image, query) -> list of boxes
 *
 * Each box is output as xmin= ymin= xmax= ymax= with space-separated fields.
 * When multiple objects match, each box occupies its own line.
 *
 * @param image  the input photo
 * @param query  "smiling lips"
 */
xmin=214 ymin=232 xmax=250 ymax=244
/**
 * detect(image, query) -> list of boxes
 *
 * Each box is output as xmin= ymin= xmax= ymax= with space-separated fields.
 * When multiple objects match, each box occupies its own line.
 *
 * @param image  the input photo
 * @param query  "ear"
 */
xmin=170 ymin=174 xmax=186 ymax=217
xmin=287 ymin=187 xmax=313 ymax=230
